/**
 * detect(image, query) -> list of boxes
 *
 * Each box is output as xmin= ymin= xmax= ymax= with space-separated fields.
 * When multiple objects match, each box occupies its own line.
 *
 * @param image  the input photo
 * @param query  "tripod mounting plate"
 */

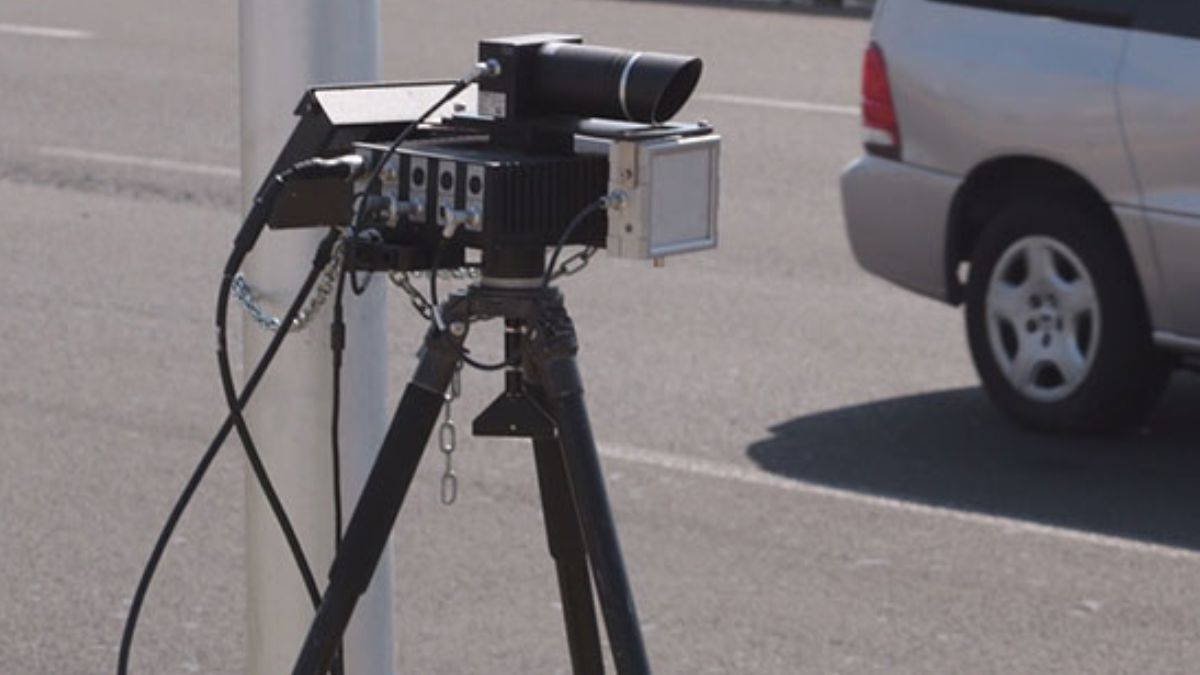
xmin=473 ymin=390 xmax=557 ymax=439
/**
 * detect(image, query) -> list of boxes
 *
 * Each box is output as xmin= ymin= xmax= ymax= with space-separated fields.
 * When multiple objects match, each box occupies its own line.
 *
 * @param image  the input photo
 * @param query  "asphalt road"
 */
xmin=1 ymin=1 xmax=1198 ymax=673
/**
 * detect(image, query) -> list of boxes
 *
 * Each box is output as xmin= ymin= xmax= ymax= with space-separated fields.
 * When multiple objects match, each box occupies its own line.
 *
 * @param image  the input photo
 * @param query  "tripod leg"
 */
xmin=529 ymin=389 xmax=605 ymax=675
xmin=292 ymin=332 xmax=460 ymax=675
xmin=529 ymin=306 xmax=652 ymax=675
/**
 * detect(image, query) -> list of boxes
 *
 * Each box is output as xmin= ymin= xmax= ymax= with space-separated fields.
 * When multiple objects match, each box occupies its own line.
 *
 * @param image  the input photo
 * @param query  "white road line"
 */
xmin=38 ymin=147 xmax=239 ymax=178
xmin=696 ymin=92 xmax=858 ymax=117
xmin=0 ymin=23 xmax=93 ymax=40
xmin=598 ymin=442 xmax=1200 ymax=562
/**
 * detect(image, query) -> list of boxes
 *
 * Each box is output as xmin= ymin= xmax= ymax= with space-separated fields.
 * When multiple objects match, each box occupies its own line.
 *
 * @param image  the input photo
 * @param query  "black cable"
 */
xmin=118 ymin=231 xmax=338 ymax=675
xmin=215 ymin=239 xmax=344 ymax=675
xmin=327 ymin=263 xmax=349 ymax=675
xmin=217 ymin=253 xmax=325 ymax=609
xmin=357 ymin=76 xmax=477 ymax=198
xmin=211 ymin=153 xmax=360 ymax=675
xmin=542 ymin=198 xmax=606 ymax=288
xmin=427 ymin=241 xmax=512 ymax=372
xmin=120 ymin=72 xmax=497 ymax=674
xmin=428 ymin=241 xmax=445 ymax=311
xmin=349 ymin=268 xmax=372 ymax=295
xmin=330 ymin=266 xmax=348 ymax=547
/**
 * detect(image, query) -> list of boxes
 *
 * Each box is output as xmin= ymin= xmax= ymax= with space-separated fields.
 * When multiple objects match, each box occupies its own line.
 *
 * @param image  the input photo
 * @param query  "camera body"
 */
xmin=356 ymin=135 xmax=609 ymax=250
xmin=267 ymin=34 xmax=720 ymax=273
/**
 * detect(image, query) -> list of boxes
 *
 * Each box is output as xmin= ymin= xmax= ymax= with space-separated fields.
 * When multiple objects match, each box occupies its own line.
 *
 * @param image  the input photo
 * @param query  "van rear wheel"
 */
xmin=964 ymin=199 xmax=1170 ymax=433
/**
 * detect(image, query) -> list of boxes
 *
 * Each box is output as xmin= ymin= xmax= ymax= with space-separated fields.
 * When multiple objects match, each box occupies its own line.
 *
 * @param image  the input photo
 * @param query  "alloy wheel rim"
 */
xmin=985 ymin=235 xmax=1101 ymax=403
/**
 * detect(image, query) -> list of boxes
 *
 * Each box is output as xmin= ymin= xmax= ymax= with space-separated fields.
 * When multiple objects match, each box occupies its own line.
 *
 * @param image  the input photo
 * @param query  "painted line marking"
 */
xmin=598 ymin=442 xmax=1200 ymax=562
xmin=696 ymin=92 xmax=858 ymax=117
xmin=38 ymin=147 xmax=239 ymax=179
xmin=0 ymin=23 xmax=93 ymax=40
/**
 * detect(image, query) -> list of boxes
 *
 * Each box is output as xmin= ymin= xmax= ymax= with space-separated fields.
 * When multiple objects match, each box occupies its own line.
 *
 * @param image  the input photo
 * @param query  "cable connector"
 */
xmin=330 ymin=314 xmax=346 ymax=366
xmin=287 ymin=154 xmax=368 ymax=181
xmin=462 ymin=59 xmax=502 ymax=84
xmin=437 ymin=202 xmax=481 ymax=237
xmin=360 ymin=194 xmax=424 ymax=228
xmin=601 ymin=190 xmax=627 ymax=211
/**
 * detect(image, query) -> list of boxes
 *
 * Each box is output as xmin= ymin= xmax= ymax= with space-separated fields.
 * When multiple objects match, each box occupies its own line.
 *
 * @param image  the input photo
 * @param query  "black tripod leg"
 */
xmin=538 ymin=358 xmax=652 ymax=675
xmin=529 ymin=387 xmax=605 ymax=675
xmin=292 ymin=333 xmax=460 ymax=675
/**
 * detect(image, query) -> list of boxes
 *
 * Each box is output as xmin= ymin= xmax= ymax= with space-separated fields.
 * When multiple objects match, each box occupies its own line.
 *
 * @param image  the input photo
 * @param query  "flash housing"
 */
xmin=581 ymin=132 xmax=721 ymax=260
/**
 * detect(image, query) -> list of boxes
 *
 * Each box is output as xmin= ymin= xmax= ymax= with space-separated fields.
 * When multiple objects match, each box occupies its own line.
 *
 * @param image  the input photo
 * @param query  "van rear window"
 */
xmin=928 ymin=0 xmax=1136 ymax=28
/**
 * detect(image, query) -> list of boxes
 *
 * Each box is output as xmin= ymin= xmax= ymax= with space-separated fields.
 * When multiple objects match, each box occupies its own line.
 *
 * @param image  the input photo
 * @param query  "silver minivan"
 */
xmin=841 ymin=0 xmax=1199 ymax=432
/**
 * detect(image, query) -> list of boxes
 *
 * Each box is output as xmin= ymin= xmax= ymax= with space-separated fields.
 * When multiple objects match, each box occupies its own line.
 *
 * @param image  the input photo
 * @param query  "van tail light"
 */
xmin=862 ymin=42 xmax=901 ymax=159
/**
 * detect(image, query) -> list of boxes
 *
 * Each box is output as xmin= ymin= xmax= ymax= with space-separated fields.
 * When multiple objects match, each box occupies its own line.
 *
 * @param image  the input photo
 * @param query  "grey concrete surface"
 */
xmin=1 ymin=1 xmax=1197 ymax=673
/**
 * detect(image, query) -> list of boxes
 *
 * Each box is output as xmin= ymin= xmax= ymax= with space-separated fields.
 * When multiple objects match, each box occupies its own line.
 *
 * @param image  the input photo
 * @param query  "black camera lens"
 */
xmin=533 ymin=43 xmax=701 ymax=124
xmin=440 ymin=171 xmax=453 ymax=190
xmin=411 ymin=167 xmax=425 ymax=186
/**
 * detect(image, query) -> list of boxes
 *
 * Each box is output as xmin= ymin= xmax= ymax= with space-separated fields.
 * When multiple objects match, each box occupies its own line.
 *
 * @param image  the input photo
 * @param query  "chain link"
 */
xmin=231 ymin=239 xmax=344 ymax=333
xmin=409 ymin=267 xmax=482 ymax=281
xmin=439 ymin=364 xmax=463 ymax=505
xmin=551 ymin=246 xmax=599 ymax=281
xmin=387 ymin=267 xmax=481 ymax=322
xmin=386 ymin=266 xmax=474 ymax=504
xmin=387 ymin=271 xmax=435 ymax=321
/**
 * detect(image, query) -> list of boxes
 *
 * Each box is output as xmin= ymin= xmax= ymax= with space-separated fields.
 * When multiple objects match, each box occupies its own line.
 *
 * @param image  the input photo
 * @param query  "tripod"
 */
xmin=291 ymin=262 xmax=652 ymax=675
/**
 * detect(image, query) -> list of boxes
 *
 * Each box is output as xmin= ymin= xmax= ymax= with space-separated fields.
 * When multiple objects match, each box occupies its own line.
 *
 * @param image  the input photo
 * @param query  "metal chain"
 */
xmin=387 ymin=267 xmax=481 ymax=322
xmin=439 ymin=364 xmax=462 ymax=505
xmin=387 ymin=271 xmax=435 ymax=321
xmin=386 ymin=267 xmax=472 ymax=504
xmin=551 ymin=246 xmax=599 ymax=281
xmin=408 ymin=267 xmax=482 ymax=280
xmin=231 ymin=239 xmax=344 ymax=333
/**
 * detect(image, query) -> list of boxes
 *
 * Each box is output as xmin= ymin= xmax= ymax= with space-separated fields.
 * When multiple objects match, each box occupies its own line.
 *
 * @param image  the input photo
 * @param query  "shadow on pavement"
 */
xmin=603 ymin=0 xmax=874 ymax=19
xmin=747 ymin=373 xmax=1200 ymax=550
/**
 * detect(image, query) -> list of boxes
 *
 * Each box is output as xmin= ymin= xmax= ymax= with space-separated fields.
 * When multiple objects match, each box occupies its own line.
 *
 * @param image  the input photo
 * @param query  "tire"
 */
xmin=964 ymin=198 xmax=1170 ymax=433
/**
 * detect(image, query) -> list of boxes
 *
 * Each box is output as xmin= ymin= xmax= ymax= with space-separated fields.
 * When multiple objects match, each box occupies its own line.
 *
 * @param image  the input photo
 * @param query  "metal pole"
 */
xmin=239 ymin=2 xmax=393 ymax=674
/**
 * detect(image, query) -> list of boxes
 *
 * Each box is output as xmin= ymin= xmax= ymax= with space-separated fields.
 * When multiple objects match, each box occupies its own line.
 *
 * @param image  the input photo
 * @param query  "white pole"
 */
xmin=239 ymin=2 xmax=393 ymax=674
